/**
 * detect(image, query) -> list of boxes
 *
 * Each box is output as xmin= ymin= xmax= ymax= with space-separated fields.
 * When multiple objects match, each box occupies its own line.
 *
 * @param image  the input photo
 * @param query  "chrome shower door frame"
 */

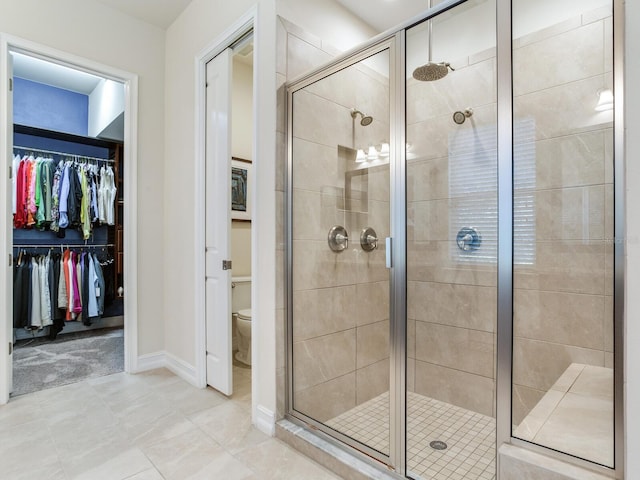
xmin=284 ymin=0 xmax=625 ymax=477
xmin=285 ymin=33 xmax=404 ymax=471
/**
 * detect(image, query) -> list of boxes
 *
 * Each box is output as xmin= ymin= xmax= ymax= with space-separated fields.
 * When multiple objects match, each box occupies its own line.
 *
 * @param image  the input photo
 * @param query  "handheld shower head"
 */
xmin=351 ymin=108 xmax=373 ymax=126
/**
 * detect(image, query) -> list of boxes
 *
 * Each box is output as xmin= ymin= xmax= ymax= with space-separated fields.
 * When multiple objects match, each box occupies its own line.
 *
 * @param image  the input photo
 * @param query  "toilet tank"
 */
xmin=231 ymin=276 xmax=251 ymax=313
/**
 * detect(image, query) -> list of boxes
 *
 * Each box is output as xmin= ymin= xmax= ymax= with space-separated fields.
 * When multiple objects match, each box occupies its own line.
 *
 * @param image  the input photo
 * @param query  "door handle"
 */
xmin=385 ymin=237 xmax=392 ymax=268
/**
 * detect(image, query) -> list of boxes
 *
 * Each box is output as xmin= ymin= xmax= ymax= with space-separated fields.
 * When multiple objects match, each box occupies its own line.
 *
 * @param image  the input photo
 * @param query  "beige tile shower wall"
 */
xmin=512 ymin=10 xmax=614 ymax=425
xmin=406 ymin=49 xmax=498 ymax=418
xmin=279 ymin=17 xmax=392 ymax=422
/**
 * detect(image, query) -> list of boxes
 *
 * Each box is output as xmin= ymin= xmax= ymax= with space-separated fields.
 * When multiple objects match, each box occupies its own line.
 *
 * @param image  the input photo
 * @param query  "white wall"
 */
xmin=277 ymin=0 xmax=376 ymax=54
xmin=164 ymin=0 xmax=277 ymax=430
xmin=0 ymin=0 xmax=166 ymax=358
xmin=88 ymin=78 xmax=125 ymax=140
xmin=231 ymin=221 xmax=252 ymax=277
xmin=625 ymin=0 xmax=640 ymax=475
xmin=231 ymin=58 xmax=253 ymax=278
xmin=232 ymin=58 xmax=253 ymax=160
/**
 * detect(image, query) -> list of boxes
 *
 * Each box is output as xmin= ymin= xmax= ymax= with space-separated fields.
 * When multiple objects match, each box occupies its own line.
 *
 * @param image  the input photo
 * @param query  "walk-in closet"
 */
xmin=10 ymin=52 xmax=125 ymax=396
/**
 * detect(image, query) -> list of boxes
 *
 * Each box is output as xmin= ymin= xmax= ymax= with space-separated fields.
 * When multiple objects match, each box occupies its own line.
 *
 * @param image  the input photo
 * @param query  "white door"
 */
xmin=1 ymin=50 xmax=14 ymax=403
xmin=0 ymin=49 xmax=16 ymax=404
xmin=205 ymin=48 xmax=233 ymax=395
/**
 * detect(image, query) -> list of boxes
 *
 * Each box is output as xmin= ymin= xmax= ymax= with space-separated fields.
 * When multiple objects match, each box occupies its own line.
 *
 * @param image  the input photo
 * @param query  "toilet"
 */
xmin=232 ymin=277 xmax=252 ymax=366
xmin=235 ymin=308 xmax=252 ymax=365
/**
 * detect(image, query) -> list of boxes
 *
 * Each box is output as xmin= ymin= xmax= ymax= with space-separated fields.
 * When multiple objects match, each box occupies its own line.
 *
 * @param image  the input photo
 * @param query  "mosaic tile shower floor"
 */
xmin=327 ymin=391 xmax=496 ymax=480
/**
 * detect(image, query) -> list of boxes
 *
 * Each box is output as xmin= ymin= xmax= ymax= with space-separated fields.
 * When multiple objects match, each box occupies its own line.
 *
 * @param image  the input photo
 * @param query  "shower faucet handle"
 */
xmin=328 ymin=226 xmax=349 ymax=252
xmin=360 ymin=227 xmax=378 ymax=252
xmin=456 ymin=227 xmax=481 ymax=251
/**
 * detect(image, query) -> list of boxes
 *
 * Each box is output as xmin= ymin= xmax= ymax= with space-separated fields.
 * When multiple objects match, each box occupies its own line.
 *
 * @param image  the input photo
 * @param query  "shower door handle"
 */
xmin=385 ymin=237 xmax=392 ymax=268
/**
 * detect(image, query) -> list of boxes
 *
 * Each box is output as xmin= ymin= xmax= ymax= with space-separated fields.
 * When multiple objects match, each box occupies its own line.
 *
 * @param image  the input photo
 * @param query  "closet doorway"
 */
xmin=202 ymin=26 xmax=255 ymax=400
xmin=0 ymin=39 xmax=138 ymax=403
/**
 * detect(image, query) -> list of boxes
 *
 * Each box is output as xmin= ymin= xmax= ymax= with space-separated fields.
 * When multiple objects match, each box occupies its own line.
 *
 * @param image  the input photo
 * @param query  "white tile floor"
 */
xmin=0 ymin=366 xmax=341 ymax=480
xmin=327 ymin=391 xmax=496 ymax=480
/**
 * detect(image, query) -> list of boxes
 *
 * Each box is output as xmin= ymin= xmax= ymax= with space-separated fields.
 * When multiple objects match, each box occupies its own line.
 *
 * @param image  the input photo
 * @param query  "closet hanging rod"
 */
xmin=13 ymin=244 xmax=115 ymax=249
xmin=13 ymin=145 xmax=115 ymax=163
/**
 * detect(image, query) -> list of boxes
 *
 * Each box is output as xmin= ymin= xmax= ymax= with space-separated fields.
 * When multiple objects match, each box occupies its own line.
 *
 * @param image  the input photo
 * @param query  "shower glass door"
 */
xmin=405 ymin=1 xmax=497 ymax=478
xmin=288 ymin=44 xmax=393 ymax=461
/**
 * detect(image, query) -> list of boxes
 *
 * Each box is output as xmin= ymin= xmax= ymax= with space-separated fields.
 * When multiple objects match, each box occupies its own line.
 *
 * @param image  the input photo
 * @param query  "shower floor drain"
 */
xmin=429 ymin=440 xmax=448 ymax=450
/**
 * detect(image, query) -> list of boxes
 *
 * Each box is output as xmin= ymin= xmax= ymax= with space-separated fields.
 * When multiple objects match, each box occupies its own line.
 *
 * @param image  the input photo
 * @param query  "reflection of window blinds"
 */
xmin=448 ymin=118 xmax=536 ymax=265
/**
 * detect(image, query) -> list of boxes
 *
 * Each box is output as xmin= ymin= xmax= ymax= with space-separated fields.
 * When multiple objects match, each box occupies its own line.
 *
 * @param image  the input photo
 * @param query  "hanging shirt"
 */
xmin=87 ymin=254 xmax=99 ymax=318
xmin=14 ymin=159 xmax=27 ymax=229
xmin=90 ymin=168 xmax=99 ymax=223
xmin=58 ymin=163 xmax=71 ymax=229
xmin=30 ymin=258 xmax=41 ymax=328
xmin=73 ymin=253 xmax=82 ymax=315
xmin=26 ymin=157 xmax=37 ymax=227
xmin=34 ymin=158 xmax=44 ymax=227
xmin=58 ymin=252 xmax=68 ymax=310
xmin=50 ymin=161 xmax=63 ymax=232
xmin=80 ymin=166 xmax=91 ymax=239
xmin=43 ymin=159 xmax=54 ymax=223
xmin=93 ymin=253 xmax=105 ymax=316
xmin=39 ymin=256 xmax=52 ymax=327
xmin=99 ymin=165 xmax=117 ymax=225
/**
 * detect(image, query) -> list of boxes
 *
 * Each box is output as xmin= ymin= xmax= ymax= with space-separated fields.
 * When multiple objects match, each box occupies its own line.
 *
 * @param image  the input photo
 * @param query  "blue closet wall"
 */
xmin=13 ymin=77 xmax=89 ymax=136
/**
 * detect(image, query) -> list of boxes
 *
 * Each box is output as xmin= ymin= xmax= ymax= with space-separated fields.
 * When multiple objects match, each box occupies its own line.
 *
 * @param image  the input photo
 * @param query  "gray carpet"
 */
xmin=12 ymin=328 xmax=124 ymax=397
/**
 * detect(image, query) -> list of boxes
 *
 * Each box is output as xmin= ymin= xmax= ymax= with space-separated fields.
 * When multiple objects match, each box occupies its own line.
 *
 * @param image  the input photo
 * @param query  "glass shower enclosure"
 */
xmin=285 ymin=0 xmax=620 ymax=478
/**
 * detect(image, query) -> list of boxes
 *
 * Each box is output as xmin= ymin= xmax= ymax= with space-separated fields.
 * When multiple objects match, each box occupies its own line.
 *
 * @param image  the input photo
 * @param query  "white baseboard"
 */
xmin=134 ymin=351 xmax=199 ymax=388
xmin=135 ymin=351 xmax=166 ymax=372
xmin=255 ymin=404 xmax=276 ymax=436
xmin=165 ymin=351 xmax=198 ymax=386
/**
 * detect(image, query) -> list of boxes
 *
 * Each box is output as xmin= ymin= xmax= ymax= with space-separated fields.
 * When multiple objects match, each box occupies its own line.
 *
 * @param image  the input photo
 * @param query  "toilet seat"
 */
xmin=237 ymin=309 xmax=252 ymax=320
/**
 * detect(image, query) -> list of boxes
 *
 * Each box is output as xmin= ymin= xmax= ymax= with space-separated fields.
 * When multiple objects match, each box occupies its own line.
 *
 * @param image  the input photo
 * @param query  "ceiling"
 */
xmin=335 ymin=0 xmax=431 ymax=32
xmin=95 ymin=0 xmax=194 ymax=29
xmin=12 ymin=53 xmax=103 ymax=94
xmin=95 ymin=0 xmax=428 ymax=33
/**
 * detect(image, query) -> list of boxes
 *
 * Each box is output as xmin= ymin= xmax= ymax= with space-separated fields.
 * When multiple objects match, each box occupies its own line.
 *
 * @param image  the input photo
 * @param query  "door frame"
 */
xmin=194 ymin=8 xmax=256 ymax=389
xmin=0 ymin=34 xmax=139 ymax=404
xmin=285 ymin=34 xmax=402 ymax=470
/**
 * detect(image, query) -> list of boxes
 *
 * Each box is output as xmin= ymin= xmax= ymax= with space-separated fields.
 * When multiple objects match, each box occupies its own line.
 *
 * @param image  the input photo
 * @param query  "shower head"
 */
xmin=351 ymin=108 xmax=373 ymax=126
xmin=412 ymin=62 xmax=454 ymax=82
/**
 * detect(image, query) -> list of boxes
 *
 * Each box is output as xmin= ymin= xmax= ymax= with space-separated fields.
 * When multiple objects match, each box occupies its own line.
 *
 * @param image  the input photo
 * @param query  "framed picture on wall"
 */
xmin=231 ymin=157 xmax=252 ymax=221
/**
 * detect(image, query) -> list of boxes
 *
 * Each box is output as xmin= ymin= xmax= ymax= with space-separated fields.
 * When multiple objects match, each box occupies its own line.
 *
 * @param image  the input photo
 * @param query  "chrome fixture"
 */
xmin=452 ymin=108 xmax=473 ymax=125
xmin=351 ymin=108 xmax=373 ymax=126
xmin=328 ymin=225 xmax=349 ymax=252
xmin=360 ymin=227 xmax=378 ymax=252
xmin=412 ymin=0 xmax=454 ymax=81
xmin=456 ymin=227 xmax=481 ymax=251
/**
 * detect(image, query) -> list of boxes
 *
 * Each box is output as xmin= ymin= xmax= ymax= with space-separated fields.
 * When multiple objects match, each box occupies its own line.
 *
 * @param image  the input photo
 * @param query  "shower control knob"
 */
xmin=360 ymin=227 xmax=378 ymax=252
xmin=328 ymin=226 xmax=349 ymax=252
xmin=456 ymin=227 xmax=481 ymax=251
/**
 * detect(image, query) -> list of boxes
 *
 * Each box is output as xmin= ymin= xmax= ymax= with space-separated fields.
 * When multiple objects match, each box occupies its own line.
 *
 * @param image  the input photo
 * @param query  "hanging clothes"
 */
xmin=99 ymin=165 xmax=117 ymax=225
xmin=12 ymin=152 xmax=117 ymax=236
xmin=14 ymin=158 xmax=28 ymax=229
xmin=12 ymin=248 xmax=112 ymax=336
xmin=13 ymin=252 xmax=30 ymax=328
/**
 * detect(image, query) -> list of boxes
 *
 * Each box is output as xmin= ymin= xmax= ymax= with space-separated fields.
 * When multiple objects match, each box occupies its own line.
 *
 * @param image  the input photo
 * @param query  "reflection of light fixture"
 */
xmin=379 ymin=142 xmax=390 ymax=158
xmin=595 ymin=89 xmax=614 ymax=111
xmin=367 ymin=145 xmax=378 ymax=160
xmin=355 ymin=149 xmax=366 ymax=163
